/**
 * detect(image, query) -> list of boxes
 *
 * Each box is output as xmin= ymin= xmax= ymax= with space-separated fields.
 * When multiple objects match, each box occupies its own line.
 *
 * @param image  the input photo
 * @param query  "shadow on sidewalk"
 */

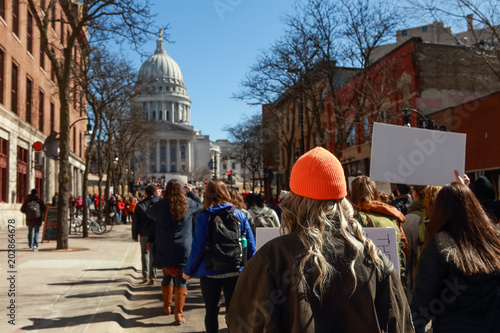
xmin=20 ymin=311 xmax=169 ymax=330
xmin=85 ymin=266 xmax=139 ymax=273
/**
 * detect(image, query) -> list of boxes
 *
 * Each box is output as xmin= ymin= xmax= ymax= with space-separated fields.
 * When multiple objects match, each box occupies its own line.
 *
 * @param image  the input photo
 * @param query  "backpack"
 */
xmin=254 ymin=207 xmax=275 ymax=228
xmin=26 ymin=200 xmax=42 ymax=219
xmin=204 ymin=207 xmax=243 ymax=272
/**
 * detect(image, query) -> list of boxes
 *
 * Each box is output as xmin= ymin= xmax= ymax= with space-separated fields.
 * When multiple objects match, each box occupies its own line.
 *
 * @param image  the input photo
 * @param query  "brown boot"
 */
xmin=174 ymin=287 xmax=187 ymax=325
xmin=161 ymin=285 xmax=174 ymax=315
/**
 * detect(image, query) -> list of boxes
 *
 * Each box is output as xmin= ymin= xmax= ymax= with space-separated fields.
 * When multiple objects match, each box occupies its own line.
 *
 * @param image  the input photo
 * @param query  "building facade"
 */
xmin=134 ymin=33 xmax=211 ymax=181
xmin=0 ymin=0 xmax=88 ymax=229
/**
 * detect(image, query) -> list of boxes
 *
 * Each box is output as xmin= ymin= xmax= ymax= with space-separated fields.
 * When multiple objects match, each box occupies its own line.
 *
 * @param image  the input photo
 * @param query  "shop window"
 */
xmin=0 ymin=137 xmax=8 ymax=202
xmin=16 ymin=146 xmax=28 ymax=203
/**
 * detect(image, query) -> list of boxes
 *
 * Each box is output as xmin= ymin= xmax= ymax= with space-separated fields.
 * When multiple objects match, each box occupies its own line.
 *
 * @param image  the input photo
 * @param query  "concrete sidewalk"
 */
xmin=0 ymin=222 xmax=229 ymax=332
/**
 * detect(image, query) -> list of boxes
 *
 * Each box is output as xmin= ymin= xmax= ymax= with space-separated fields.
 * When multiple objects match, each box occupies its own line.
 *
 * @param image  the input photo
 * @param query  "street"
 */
xmin=0 ymin=223 xmax=228 ymax=332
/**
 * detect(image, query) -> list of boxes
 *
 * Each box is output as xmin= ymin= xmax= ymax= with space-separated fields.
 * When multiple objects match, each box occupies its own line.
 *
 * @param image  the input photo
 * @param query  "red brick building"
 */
xmin=0 ymin=0 xmax=88 ymax=228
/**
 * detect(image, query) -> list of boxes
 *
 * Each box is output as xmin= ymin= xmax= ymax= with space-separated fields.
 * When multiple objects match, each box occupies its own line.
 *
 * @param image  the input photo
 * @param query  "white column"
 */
xmin=176 ymin=140 xmax=181 ymax=172
xmin=187 ymin=140 xmax=192 ymax=172
xmin=156 ymin=141 xmax=160 ymax=173
xmin=171 ymin=102 xmax=175 ymax=122
xmin=166 ymin=140 xmax=171 ymax=172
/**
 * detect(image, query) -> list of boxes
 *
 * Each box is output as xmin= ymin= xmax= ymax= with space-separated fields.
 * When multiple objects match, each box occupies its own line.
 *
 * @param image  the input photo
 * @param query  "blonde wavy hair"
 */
xmin=280 ymin=192 xmax=384 ymax=299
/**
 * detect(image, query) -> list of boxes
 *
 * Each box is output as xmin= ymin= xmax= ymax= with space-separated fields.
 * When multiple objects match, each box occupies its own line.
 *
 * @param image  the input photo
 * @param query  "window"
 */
xmin=159 ymin=110 xmax=163 ymax=120
xmin=402 ymin=30 xmax=407 ymax=36
xmin=79 ymin=132 xmax=82 ymax=157
xmin=39 ymin=37 xmax=45 ymax=69
xmin=152 ymin=110 xmax=156 ymax=120
xmin=0 ymin=49 xmax=4 ymax=105
xmin=38 ymin=91 xmax=44 ymax=131
xmin=170 ymin=147 xmax=176 ymax=161
xmin=51 ymin=4 xmax=56 ymax=30
xmin=346 ymin=127 xmax=356 ymax=147
xmin=16 ymin=146 xmax=28 ymax=203
xmin=422 ymin=26 xmax=428 ymax=32
xmin=167 ymin=111 xmax=170 ymax=121
xmin=60 ymin=20 xmax=64 ymax=45
xmin=0 ymin=0 xmax=4 ymax=19
xmin=26 ymin=77 xmax=33 ymax=124
xmin=11 ymin=63 xmax=18 ymax=114
xmin=363 ymin=117 xmax=370 ymax=142
xmin=160 ymin=145 xmax=166 ymax=162
xmin=12 ymin=0 xmax=19 ymax=36
xmin=181 ymin=146 xmax=185 ymax=159
xmin=50 ymin=102 xmax=55 ymax=132
xmin=27 ymin=11 xmax=33 ymax=54
xmin=73 ymin=127 xmax=76 ymax=152
xmin=50 ymin=48 xmax=55 ymax=81
xmin=0 ymin=137 xmax=8 ymax=203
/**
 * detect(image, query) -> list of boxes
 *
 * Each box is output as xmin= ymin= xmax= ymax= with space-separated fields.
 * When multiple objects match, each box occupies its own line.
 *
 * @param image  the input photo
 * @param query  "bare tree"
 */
xmin=27 ymin=0 xmax=156 ymax=248
xmin=224 ymin=114 xmax=264 ymax=192
xmin=236 ymin=0 xmax=405 ymax=184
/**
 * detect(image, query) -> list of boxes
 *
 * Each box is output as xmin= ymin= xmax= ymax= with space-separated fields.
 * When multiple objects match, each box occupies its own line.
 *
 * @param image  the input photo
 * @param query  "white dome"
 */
xmin=138 ymin=36 xmax=184 ymax=85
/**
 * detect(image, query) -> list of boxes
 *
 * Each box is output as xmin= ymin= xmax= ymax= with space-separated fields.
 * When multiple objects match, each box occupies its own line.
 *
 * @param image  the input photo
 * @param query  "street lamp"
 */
xmin=402 ymin=108 xmax=434 ymax=129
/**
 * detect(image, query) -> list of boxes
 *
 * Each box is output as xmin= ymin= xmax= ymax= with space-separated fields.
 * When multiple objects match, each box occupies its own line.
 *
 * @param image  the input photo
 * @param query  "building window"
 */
xmin=422 ymin=26 xmax=428 ymax=32
xmin=35 ymin=170 xmax=43 ymax=200
xmin=51 ymin=4 xmax=56 ymax=30
xmin=346 ymin=127 xmax=356 ymax=147
xmin=0 ymin=0 xmax=4 ymax=19
xmin=73 ymin=127 xmax=76 ymax=152
xmin=363 ymin=117 xmax=370 ymax=142
xmin=0 ymin=137 xmax=8 ymax=203
xmin=79 ymin=132 xmax=82 ymax=157
xmin=16 ymin=146 xmax=28 ymax=203
xmin=160 ymin=145 xmax=166 ymax=162
xmin=402 ymin=30 xmax=407 ymax=36
xmin=12 ymin=0 xmax=19 ymax=36
xmin=39 ymin=91 xmax=44 ymax=132
xmin=27 ymin=11 xmax=33 ymax=54
xmin=26 ymin=77 xmax=33 ymax=124
xmin=39 ymin=38 xmax=45 ymax=69
xmin=0 ymin=49 xmax=4 ymax=105
xmin=170 ymin=147 xmax=176 ymax=162
xmin=152 ymin=110 xmax=156 ymax=120
xmin=50 ymin=102 xmax=55 ymax=132
xmin=181 ymin=146 xmax=185 ymax=159
xmin=60 ymin=19 xmax=64 ymax=45
xmin=11 ymin=63 xmax=18 ymax=114
xmin=159 ymin=110 xmax=163 ymax=120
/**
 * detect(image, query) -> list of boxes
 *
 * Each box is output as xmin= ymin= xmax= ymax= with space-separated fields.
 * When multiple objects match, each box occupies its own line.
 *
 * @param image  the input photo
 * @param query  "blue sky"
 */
xmin=125 ymin=0 xmax=297 ymax=141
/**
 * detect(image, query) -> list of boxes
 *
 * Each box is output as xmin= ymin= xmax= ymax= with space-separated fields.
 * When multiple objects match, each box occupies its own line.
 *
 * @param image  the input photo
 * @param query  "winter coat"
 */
xmin=227 ymin=232 xmax=414 ymax=333
xmin=21 ymin=195 xmax=46 ymax=226
xmin=411 ymin=232 xmax=500 ymax=333
xmin=146 ymin=192 xmax=202 ymax=268
xmin=132 ymin=195 xmax=160 ymax=239
xmin=75 ymin=198 xmax=83 ymax=210
xmin=403 ymin=200 xmax=426 ymax=292
xmin=183 ymin=202 xmax=256 ymax=278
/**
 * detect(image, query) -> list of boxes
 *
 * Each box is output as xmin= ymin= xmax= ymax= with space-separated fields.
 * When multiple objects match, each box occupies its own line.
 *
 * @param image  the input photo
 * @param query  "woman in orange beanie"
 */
xmin=226 ymin=147 xmax=413 ymax=332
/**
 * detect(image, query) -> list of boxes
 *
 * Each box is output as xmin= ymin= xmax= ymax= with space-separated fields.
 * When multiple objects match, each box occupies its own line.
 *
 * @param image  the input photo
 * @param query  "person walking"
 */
xmin=21 ymin=189 xmax=46 ymax=251
xmin=247 ymin=193 xmax=280 ymax=228
xmin=146 ymin=180 xmax=202 ymax=325
xmin=132 ymin=185 xmax=160 ymax=284
xmin=226 ymin=147 xmax=413 ymax=332
xmin=229 ymin=189 xmax=255 ymax=239
xmin=182 ymin=180 xmax=256 ymax=333
xmin=411 ymin=181 xmax=500 ymax=333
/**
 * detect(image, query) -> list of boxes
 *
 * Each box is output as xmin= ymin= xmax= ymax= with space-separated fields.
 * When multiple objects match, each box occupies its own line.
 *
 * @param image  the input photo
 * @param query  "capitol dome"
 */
xmin=138 ymin=34 xmax=184 ymax=85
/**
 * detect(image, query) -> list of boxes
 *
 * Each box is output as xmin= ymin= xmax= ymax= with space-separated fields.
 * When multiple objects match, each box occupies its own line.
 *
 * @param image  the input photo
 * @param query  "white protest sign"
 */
xmin=363 ymin=227 xmax=400 ymax=274
xmin=256 ymin=227 xmax=281 ymax=251
xmin=370 ymin=122 xmax=466 ymax=186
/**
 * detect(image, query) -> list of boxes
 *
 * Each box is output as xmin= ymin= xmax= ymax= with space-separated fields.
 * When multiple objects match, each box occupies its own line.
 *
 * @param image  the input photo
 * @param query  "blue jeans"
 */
xmin=116 ymin=210 xmax=122 ymax=223
xmin=140 ymin=235 xmax=157 ymax=279
xmin=28 ymin=225 xmax=40 ymax=248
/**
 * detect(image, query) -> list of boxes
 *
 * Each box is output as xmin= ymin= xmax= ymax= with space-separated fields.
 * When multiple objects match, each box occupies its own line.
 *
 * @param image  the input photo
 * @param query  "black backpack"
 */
xmin=26 ymin=200 xmax=42 ymax=219
xmin=204 ymin=207 xmax=243 ymax=272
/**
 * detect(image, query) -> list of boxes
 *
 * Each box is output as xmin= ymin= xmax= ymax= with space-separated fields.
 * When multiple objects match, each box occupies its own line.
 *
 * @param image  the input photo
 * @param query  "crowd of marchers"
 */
xmin=77 ymin=147 xmax=500 ymax=333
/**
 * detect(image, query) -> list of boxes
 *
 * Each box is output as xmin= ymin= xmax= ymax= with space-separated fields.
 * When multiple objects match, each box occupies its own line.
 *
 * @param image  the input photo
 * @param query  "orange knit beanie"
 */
xmin=290 ymin=147 xmax=346 ymax=200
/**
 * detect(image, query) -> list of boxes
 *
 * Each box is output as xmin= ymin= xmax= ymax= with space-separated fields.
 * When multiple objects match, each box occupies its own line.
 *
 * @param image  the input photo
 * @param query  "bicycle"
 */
xmin=87 ymin=218 xmax=106 ymax=235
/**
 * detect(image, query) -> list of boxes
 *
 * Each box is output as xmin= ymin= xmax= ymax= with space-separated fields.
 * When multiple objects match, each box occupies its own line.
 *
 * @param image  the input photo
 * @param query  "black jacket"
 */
xmin=21 ymin=195 xmax=46 ymax=226
xmin=146 ymin=191 xmax=202 ymax=268
xmin=411 ymin=232 xmax=500 ymax=333
xmin=132 ymin=195 xmax=160 ymax=239
xmin=227 ymin=232 xmax=414 ymax=332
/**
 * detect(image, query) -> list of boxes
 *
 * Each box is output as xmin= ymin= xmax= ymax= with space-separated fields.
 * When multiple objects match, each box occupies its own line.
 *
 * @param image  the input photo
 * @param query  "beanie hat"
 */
xmin=290 ymin=147 xmax=346 ymax=200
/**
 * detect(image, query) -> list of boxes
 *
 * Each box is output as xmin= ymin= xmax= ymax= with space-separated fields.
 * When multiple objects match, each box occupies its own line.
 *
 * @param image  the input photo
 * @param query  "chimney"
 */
xmin=467 ymin=14 xmax=474 ymax=31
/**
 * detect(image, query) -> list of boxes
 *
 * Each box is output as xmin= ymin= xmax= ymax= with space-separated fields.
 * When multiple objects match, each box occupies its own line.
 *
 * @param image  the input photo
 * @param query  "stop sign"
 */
xmin=33 ymin=141 xmax=44 ymax=151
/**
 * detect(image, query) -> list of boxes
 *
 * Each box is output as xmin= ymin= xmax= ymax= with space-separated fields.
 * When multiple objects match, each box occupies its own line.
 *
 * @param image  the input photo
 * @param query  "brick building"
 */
xmin=0 ymin=0 xmax=88 ymax=228
xmin=327 ymin=37 xmax=500 ymax=180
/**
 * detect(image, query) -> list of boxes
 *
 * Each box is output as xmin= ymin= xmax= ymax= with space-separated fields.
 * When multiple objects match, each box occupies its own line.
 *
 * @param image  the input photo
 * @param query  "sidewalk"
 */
xmin=0 ymin=222 xmax=229 ymax=332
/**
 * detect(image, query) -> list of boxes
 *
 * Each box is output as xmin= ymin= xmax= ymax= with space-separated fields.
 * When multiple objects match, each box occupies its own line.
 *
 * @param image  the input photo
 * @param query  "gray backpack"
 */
xmin=26 ymin=200 xmax=41 ymax=219
xmin=254 ymin=207 xmax=275 ymax=227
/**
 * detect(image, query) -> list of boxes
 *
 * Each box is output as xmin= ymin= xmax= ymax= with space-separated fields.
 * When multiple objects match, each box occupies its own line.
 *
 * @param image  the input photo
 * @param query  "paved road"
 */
xmin=0 ymin=221 xmax=229 ymax=332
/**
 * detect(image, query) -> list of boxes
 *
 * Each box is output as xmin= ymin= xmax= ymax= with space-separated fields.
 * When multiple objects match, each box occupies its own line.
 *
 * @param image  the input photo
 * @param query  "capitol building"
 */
xmin=135 ymin=32 xmax=214 ymax=180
